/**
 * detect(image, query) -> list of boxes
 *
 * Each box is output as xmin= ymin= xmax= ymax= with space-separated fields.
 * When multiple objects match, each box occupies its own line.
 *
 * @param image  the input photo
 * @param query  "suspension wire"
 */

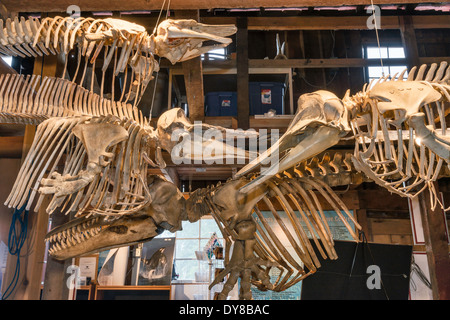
xmin=370 ymin=0 xmax=385 ymax=77
xmin=149 ymin=56 xmax=161 ymax=120
xmin=149 ymin=0 xmax=171 ymax=120
xmin=152 ymin=0 xmax=167 ymax=35
xmin=360 ymin=231 xmax=390 ymax=300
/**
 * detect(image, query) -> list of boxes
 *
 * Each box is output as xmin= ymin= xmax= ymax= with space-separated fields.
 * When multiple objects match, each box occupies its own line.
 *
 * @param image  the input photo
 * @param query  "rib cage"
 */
xmin=251 ymin=175 xmax=360 ymax=291
xmin=205 ymin=155 xmax=362 ymax=292
xmin=0 ymin=73 xmax=147 ymax=126
xmin=0 ymin=16 xmax=147 ymax=62
xmin=0 ymin=16 xmax=157 ymax=106
xmin=4 ymin=114 xmax=152 ymax=218
xmin=351 ymin=61 xmax=450 ymax=206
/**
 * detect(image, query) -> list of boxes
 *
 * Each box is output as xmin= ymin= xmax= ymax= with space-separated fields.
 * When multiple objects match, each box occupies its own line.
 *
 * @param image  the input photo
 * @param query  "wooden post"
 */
xmin=1 ymin=45 xmax=65 ymax=299
xmin=40 ymin=212 xmax=72 ymax=300
xmin=237 ymin=17 xmax=249 ymax=130
xmin=345 ymin=31 xmax=364 ymax=95
xmin=317 ymin=31 xmax=327 ymax=89
xmin=399 ymin=15 xmax=420 ymax=69
xmin=417 ymin=183 xmax=450 ymax=300
xmin=399 ymin=13 xmax=449 ymax=299
xmin=355 ymin=209 xmax=370 ymax=239
xmin=22 ymin=52 xmax=62 ymax=300
xmin=183 ymin=57 xmax=204 ymax=122
xmin=177 ymin=10 xmax=205 ymax=123
xmin=166 ymin=167 xmax=180 ymax=188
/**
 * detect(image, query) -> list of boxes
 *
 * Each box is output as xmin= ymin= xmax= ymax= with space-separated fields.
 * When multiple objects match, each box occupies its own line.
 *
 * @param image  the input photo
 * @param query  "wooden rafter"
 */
xmin=2 ymin=0 xmax=448 ymax=13
xmin=202 ymin=15 xmax=450 ymax=31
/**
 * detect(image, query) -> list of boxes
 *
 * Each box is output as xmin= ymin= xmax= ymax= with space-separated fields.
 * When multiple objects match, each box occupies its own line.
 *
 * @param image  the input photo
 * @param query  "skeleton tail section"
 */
xmin=0 ymin=16 xmax=90 ymax=58
xmin=0 ymin=74 xmax=148 ymax=126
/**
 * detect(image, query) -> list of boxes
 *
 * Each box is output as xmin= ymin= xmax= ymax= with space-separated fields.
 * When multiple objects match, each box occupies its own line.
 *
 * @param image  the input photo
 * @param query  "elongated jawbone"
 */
xmin=45 ymin=213 xmax=161 ymax=260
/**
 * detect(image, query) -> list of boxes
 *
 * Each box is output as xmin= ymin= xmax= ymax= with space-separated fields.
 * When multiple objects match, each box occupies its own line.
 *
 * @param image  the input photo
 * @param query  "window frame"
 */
xmin=171 ymin=215 xmax=225 ymax=282
xmin=363 ymin=44 xmax=408 ymax=84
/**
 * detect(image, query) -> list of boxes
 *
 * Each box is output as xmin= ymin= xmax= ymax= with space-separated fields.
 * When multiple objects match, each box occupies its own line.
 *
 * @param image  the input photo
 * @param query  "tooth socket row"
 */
xmin=46 ymin=218 xmax=103 ymax=254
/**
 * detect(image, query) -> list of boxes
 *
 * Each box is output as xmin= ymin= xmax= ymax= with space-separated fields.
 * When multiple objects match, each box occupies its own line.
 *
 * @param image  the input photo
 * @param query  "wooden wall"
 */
xmin=0 ymin=159 xmax=21 ymax=246
xmin=369 ymin=218 xmax=413 ymax=245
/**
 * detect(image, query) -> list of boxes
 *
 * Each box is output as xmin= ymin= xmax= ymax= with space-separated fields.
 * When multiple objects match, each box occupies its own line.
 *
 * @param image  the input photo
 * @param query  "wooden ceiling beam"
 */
xmin=201 ymin=15 xmax=450 ymax=30
xmin=3 ymin=0 xmax=447 ymax=13
xmin=160 ymin=57 xmax=450 ymax=71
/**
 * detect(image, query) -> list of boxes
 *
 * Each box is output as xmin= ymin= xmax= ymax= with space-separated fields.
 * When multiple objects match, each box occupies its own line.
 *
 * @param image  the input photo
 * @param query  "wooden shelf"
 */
xmin=167 ymin=63 xmax=295 ymax=115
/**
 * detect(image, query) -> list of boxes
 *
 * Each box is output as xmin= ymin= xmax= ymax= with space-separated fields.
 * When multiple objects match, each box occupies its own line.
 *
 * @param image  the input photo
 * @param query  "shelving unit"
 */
xmin=167 ymin=63 xmax=294 ymax=115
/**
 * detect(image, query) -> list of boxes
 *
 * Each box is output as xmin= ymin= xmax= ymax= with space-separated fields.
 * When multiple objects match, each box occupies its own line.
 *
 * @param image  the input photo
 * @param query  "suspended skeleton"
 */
xmin=1 ymin=14 xmax=449 ymax=300
xmin=350 ymin=66 xmax=450 ymax=209
xmin=209 ymin=61 xmax=450 ymax=299
xmin=0 ymin=16 xmax=238 ymax=218
xmin=236 ymin=62 xmax=450 ymax=207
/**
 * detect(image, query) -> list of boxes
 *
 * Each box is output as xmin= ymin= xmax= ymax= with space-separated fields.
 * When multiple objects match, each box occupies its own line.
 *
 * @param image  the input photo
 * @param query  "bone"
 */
xmin=269 ymin=180 xmax=321 ymax=268
xmin=279 ymin=178 xmax=328 ymax=259
xmin=433 ymin=61 xmax=448 ymax=82
xmin=253 ymin=206 xmax=296 ymax=289
xmin=8 ymin=12 xmax=450 ymax=300
xmin=425 ymin=63 xmax=438 ymax=81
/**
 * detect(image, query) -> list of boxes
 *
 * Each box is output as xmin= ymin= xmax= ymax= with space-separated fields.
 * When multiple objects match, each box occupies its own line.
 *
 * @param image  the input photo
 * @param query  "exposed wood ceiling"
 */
xmin=2 ymin=0 xmax=447 ymax=13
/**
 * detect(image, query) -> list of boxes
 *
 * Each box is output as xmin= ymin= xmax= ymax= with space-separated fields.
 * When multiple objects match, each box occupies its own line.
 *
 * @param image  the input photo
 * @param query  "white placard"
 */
xmin=408 ymin=197 xmax=425 ymax=245
xmin=79 ymin=257 xmax=97 ymax=280
xmin=409 ymin=252 xmax=433 ymax=300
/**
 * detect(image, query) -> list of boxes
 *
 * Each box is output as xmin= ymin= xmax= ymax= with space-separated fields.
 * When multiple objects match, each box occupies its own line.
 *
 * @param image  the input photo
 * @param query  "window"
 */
xmin=201 ymin=47 xmax=226 ymax=61
xmin=172 ymin=216 xmax=224 ymax=281
xmin=364 ymin=46 xmax=408 ymax=83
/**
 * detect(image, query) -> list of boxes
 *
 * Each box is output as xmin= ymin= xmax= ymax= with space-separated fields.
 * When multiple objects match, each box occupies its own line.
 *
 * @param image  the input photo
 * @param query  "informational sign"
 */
xmin=203 ymin=233 xmax=222 ymax=261
xmin=79 ymin=257 xmax=97 ymax=279
xmin=76 ymin=256 xmax=98 ymax=285
xmin=302 ymin=210 xmax=356 ymax=242
xmin=248 ymin=209 xmax=355 ymax=300
xmin=409 ymin=252 xmax=433 ymax=300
